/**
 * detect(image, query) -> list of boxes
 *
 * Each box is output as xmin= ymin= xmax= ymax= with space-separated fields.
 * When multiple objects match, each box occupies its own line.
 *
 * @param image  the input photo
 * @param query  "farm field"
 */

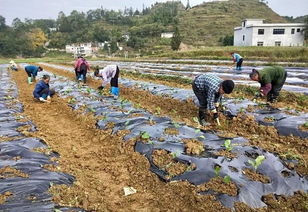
xmin=0 ymin=61 xmax=307 ymax=211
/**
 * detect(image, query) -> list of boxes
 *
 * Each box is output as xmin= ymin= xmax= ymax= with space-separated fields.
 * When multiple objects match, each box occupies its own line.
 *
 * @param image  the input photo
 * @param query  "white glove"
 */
xmin=47 ymin=96 xmax=51 ymax=100
xmin=39 ymin=97 xmax=47 ymax=102
xmin=215 ymin=103 xmax=220 ymax=108
xmin=210 ymin=109 xmax=217 ymax=114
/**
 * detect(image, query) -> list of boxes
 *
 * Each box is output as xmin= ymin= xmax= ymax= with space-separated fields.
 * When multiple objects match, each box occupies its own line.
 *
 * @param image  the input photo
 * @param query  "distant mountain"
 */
xmin=178 ymin=0 xmax=288 ymax=46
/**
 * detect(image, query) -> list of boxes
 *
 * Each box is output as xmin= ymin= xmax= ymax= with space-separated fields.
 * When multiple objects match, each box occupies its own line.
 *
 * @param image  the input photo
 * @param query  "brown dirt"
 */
xmin=152 ymin=149 xmax=191 ymax=179
xmin=263 ymin=116 xmax=275 ymax=123
xmin=215 ymin=150 xmax=237 ymax=159
xmin=182 ymin=139 xmax=205 ymax=155
xmin=164 ymin=127 xmax=179 ymax=135
xmin=12 ymin=67 xmax=229 ymax=211
xmin=299 ymin=123 xmax=308 ymax=132
xmin=242 ymin=168 xmax=271 ymax=184
xmin=34 ymin=63 xmax=308 ymax=211
xmin=0 ymin=192 xmax=12 ymax=205
xmin=197 ymin=177 xmax=238 ymax=197
xmin=0 ymin=166 xmax=29 ymax=179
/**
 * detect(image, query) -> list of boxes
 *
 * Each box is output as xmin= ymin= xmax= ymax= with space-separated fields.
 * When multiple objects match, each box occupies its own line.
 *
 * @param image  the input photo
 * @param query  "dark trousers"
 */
xmin=76 ymin=69 xmax=87 ymax=83
xmin=236 ymin=58 xmax=243 ymax=70
xmin=110 ymin=66 xmax=120 ymax=87
xmin=40 ymin=88 xmax=55 ymax=99
xmin=192 ymin=80 xmax=207 ymax=111
xmin=267 ymin=72 xmax=287 ymax=102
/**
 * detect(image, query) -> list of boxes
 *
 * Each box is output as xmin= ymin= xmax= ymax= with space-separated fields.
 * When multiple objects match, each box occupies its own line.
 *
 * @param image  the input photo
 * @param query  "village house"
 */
xmin=65 ymin=43 xmax=102 ymax=56
xmin=234 ymin=19 xmax=306 ymax=46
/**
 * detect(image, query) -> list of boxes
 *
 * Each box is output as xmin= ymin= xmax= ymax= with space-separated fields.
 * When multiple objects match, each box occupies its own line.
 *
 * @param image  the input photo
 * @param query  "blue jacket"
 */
xmin=33 ymin=80 xmax=50 ymax=99
xmin=232 ymin=53 xmax=242 ymax=63
xmin=25 ymin=65 xmax=39 ymax=77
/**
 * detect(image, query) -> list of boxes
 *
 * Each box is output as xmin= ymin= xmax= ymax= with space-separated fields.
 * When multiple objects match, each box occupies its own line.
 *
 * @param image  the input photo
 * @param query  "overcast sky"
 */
xmin=0 ymin=0 xmax=307 ymax=25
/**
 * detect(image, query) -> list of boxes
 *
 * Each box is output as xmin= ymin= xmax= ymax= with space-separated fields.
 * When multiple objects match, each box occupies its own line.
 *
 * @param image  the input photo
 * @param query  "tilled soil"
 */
xmin=12 ymin=69 xmax=229 ymax=211
xmin=27 ymin=64 xmax=308 ymax=211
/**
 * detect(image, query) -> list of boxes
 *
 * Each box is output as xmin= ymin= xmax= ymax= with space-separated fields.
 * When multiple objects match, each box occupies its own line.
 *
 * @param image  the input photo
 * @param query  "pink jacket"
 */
xmin=98 ymin=65 xmax=118 ymax=86
xmin=74 ymin=58 xmax=90 ymax=72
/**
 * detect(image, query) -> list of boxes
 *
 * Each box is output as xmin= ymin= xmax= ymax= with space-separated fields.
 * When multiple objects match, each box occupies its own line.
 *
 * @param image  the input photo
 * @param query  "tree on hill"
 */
xmin=171 ymin=27 xmax=182 ymax=50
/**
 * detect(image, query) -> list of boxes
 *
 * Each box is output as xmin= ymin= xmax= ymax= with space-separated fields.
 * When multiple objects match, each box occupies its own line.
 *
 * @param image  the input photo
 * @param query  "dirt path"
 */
xmin=11 ymin=70 xmax=231 ymax=211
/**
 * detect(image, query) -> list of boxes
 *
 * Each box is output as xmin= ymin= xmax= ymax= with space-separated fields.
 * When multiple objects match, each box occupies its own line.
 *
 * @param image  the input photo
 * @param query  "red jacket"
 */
xmin=74 ymin=58 xmax=90 ymax=72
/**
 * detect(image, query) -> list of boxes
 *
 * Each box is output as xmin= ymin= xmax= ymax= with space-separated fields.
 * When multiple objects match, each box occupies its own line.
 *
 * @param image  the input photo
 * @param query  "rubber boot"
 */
xmin=198 ymin=108 xmax=209 ymax=126
xmin=41 ymin=94 xmax=48 ymax=100
xmin=111 ymin=87 xmax=119 ymax=99
xmin=27 ymin=77 xmax=33 ymax=84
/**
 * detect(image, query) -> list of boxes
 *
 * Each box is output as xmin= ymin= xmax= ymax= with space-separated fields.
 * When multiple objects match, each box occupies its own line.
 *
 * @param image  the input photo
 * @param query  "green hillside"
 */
xmin=178 ymin=0 xmax=287 ymax=46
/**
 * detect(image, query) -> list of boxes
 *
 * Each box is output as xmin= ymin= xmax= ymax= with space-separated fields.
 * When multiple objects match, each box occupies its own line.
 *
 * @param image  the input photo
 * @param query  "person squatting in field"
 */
xmin=24 ymin=65 xmax=43 ymax=84
xmin=74 ymin=56 xmax=90 ymax=83
xmin=94 ymin=65 xmax=120 ymax=99
xmin=231 ymin=52 xmax=243 ymax=71
xmin=249 ymin=66 xmax=287 ymax=103
xmin=192 ymin=73 xmax=235 ymax=126
xmin=9 ymin=60 xmax=18 ymax=71
xmin=33 ymin=75 xmax=55 ymax=103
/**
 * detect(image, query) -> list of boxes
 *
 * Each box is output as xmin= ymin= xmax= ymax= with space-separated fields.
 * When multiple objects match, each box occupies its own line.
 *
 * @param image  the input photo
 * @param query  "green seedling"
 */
xmin=195 ymin=129 xmax=201 ymax=133
xmin=86 ymin=87 xmax=91 ymax=94
xmin=125 ymin=120 xmax=130 ymax=126
xmin=171 ymin=152 xmax=178 ymax=158
xmin=68 ymin=98 xmax=76 ymax=104
xmin=248 ymin=155 xmax=265 ymax=170
xmin=224 ymin=139 xmax=233 ymax=151
xmin=148 ymin=140 xmax=154 ymax=145
xmin=303 ymin=121 xmax=308 ymax=128
xmin=193 ymin=117 xmax=199 ymax=124
xmin=223 ymin=175 xmax=231 ymax=184
xmin=141 ymin=131 xmax=150 ymax=140
xmin=88 ymin=107 xmax=96 ymax=113
xmin=155 ymin=107 xmax=161 ymax=115
xmin=281 ymin=151 xmax=301 ymax=160
xmin=239 ymin=107 xmax=245 ymax=113
xmin=186 ymin=164 xmax=195 ymax=172
xmin=198 ymin=135 xmax=205 ymax=139
xmin=171 ymin=109 xmax=177 ymax=113
xmin=173 ymin=122 xmax=180 ymax=128
xmin=214 ymin=165 xmax=221 ymax=177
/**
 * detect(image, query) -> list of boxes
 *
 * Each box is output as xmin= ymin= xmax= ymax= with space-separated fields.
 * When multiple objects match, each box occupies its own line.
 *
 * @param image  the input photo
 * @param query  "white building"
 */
xmin=234 ymin=19 xmax=306 ymax=46
xmin=161 ymin=32 xmax=174 ymax=39
xmin=65 ymin=43 xmax=103 ymax=56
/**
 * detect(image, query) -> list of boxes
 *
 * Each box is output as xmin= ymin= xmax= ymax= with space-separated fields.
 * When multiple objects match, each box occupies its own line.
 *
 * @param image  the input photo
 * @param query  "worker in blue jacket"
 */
xmin=33 ymin=75 xmax=55 ymax=103
xmin=231 ymin=52 xmax=243 ymax=71
xmin=25 ymin=65 xmax=43 ymax=84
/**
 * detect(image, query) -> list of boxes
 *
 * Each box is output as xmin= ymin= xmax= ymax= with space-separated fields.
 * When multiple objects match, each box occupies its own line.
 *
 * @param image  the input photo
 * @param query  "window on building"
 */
xmin=257 ymin=42 xmax=264 ymax=46
xmin=275 ymin=41 xmax=281 ymax=46
xmin=258 ymin=29 xmax=264 ymax=35
xmin=291 ymin=28 xmax=295 ymax=34
xmin=273 ymin=29 xmax=285 ymax=34
xmin=243 ymin=35 xmax=245 ymax=41
xmin=297 ymin=28 xmax=301 ymax=32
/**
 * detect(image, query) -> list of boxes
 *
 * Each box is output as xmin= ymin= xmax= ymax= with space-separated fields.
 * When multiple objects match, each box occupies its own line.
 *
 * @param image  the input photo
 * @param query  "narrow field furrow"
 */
xmin=0 ymin=65 xmax=83 ymax=211
xmin=20 ymin=63 xmax=308 ymax=211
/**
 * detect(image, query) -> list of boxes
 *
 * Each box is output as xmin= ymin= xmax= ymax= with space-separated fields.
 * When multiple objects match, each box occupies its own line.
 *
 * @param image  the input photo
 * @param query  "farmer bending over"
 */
xmin=94 ymin=65 xmax=120 ymax=99
xmin=74 ymin=56 xmax=90 ymax=83
xmin=249 ymin=66 xmax=287 ymax=103
xmin=231 ymin=52 xmax=243 ymax=71
xmin=9 ymin=60 xmax=18 ymax=71
xmin=33 ymin=75 xmax=55 ymax=103
xmin=25 ymin=65 xmax=43 ymax=84
xmin=192 ymin=73 xmax=234 ymax=126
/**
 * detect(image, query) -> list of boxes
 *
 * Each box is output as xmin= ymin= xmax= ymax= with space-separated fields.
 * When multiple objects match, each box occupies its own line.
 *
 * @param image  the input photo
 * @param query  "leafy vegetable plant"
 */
xmin=224 ymin=139 xmax=233 ymax=151
xmin=248 ymin=155 xmax=265 ymax=170
xmin=223 ymin=175 xmax=231 ymax=184
xmin=214 ymin=165 xmax=221 ymax=177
